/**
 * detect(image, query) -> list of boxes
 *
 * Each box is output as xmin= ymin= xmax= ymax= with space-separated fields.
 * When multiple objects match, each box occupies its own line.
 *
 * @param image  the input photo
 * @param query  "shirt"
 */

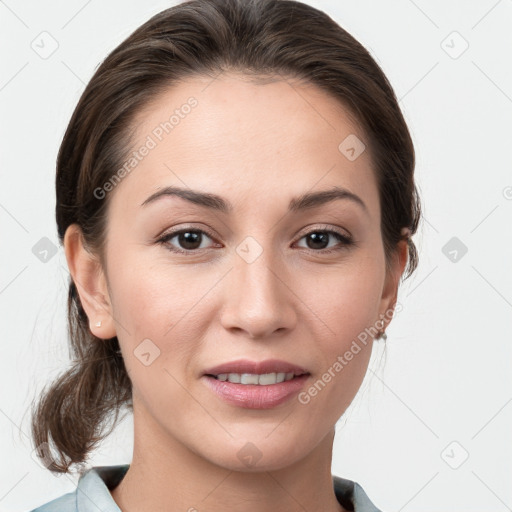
xmin=29 ymin=464 xmax=383 ymax=512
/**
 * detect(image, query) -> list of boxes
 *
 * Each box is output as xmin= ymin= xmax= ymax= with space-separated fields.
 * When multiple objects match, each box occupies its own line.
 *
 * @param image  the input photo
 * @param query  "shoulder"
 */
xmin=28 ymin=489 xmax=77 ymax=512
xmin=333 ymin=474 xmax=384 ymax=512
xmin=28 ymin=464 xmax=129 ymax=512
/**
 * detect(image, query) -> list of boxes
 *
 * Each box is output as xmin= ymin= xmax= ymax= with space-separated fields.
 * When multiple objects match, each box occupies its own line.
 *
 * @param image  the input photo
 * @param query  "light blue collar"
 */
xmin=32 ymin=464 xmax=383 ymax=512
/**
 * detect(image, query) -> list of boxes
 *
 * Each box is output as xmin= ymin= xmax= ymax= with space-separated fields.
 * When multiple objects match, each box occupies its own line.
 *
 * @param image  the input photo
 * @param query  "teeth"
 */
xmin=241 ymin=373 xmax=260 ymax=385
xmin=214 ymin=372 xmax=297 ymax=385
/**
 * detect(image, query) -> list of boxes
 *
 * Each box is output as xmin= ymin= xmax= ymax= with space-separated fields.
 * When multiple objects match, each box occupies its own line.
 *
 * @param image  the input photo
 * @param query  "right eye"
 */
xmin=157 ymin=227 xmax=221 ymax=254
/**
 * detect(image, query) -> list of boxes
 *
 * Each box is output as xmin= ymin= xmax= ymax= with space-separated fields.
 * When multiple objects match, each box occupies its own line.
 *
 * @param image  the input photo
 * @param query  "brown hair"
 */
xmin=30 ymin=0 xmax=421 ymax=473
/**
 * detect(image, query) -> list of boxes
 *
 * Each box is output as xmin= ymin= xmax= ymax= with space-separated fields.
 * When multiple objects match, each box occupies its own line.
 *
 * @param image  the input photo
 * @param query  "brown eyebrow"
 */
xmin=140 ymin=185 xmax=368 ymax=215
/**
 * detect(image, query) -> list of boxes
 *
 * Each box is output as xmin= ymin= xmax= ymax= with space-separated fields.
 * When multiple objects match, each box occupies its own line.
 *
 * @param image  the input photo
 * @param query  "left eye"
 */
xmin=295 ymin=229 xmax=352 ymax=252
xmin=157 ymin=227 xmax=353 ymax=254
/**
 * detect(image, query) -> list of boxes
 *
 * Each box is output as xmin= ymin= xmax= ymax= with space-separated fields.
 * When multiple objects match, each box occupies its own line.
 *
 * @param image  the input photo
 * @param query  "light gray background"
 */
xmin=1 ymin=1 xmax=511 ymax=511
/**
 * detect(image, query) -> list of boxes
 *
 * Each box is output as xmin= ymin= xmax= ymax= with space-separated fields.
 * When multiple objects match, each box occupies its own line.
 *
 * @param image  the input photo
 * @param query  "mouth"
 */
xmin=205 ymin=371 xmax=306 ymax=385
xmin=202 ymin=358 xmax=310 ymax=382
xmin=201 ymin=359 xmax=311 ymax=409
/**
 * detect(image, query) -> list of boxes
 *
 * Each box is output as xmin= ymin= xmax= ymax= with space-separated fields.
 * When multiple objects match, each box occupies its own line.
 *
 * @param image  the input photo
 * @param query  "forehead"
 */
xmin=109 ymin=73 xmax=379 ymax=218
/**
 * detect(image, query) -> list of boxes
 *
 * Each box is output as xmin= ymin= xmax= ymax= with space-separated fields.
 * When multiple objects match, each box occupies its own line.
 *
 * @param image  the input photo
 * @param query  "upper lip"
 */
xmin=203 ymin=359 xmax=310 ymax=376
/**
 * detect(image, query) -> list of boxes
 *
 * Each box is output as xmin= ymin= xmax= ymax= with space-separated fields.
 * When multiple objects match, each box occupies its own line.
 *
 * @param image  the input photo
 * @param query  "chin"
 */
xmin=197 ymin=435 xmax=310 ymax=473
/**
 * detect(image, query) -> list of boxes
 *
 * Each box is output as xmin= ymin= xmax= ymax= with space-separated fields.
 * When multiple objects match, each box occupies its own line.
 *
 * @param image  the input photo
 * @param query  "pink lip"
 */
xmin=202 ymin=374 xmax=310 ymax=409
xmin=201 ymin=358 xmax=311 ymax=409
xmin=202 ymin=358 xmax=309 ymax=376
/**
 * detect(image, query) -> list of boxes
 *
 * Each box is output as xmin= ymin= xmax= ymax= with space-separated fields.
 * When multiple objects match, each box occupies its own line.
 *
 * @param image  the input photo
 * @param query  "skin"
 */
xmin=65 ymin=72 xmax=408 ymax=512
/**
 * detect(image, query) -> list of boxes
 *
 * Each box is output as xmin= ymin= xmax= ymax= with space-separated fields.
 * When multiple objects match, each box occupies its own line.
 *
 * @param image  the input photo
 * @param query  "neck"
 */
xmin=111 ymin=401 xmax=347 ymax=512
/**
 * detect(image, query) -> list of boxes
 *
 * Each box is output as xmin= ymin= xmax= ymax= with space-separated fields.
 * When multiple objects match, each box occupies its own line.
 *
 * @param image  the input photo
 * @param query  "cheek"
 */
xmin=311 ymin=257 xmax=384 ymax=339
xmin=106 ymin=249 xmax=218 ymax=390
xmin=107 ymin=242 xmax=190 ymax=325
xmin=295 ymin=270 xmax=380 ymax=423
xmin=305 ymin=255 xmax=384 ymax=389
xmin=107 ymin=260 xmax=200 ymax=411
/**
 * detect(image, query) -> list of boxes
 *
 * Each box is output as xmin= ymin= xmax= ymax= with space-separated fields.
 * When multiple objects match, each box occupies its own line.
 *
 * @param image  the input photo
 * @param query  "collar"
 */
xmin=73 ymin=464 xmax=382 ymax=512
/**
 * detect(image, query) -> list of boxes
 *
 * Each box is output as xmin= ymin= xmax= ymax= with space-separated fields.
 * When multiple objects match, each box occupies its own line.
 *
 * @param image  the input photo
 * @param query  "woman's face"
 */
xmin=89 ymin=73 xmax=404 ymax=471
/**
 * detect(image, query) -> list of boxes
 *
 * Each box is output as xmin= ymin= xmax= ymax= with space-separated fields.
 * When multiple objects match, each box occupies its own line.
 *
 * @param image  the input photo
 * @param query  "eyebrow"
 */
xmin=140 ymin=185 xmax=368 ymax=215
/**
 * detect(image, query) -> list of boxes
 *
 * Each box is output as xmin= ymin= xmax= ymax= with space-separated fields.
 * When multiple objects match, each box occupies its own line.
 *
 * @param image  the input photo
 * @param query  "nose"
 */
xmin=219 ymin=243 xmax=297 ymax=339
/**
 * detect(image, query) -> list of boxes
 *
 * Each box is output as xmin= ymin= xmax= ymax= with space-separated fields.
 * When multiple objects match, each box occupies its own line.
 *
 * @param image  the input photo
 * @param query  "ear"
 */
xmin=377 ymin=236 xmax=409 ymax=333
xmin=63 ymin=224 xmax=117 ymax=339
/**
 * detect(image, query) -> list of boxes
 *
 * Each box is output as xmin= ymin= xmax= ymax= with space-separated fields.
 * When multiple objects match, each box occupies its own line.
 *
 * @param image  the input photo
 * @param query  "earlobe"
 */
xmin=63 ymin=224 xmax=117 ymax=339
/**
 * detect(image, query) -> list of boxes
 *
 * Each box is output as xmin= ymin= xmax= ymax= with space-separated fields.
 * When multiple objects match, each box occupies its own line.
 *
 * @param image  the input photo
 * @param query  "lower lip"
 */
xmin=202 ymin=374 xmax=310 ymax=409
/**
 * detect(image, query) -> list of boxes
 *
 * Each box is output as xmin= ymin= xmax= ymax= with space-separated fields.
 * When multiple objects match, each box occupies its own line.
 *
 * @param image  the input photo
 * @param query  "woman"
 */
xmin=30 ymin=0 xmax=421 ymax=510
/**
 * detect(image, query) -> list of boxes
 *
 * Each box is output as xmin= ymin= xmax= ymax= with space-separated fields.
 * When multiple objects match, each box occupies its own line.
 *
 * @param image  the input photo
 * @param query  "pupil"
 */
xmin=307 ymin=232 xmax=328 ymax=249
xmin=179 ymin=231 xmax=201 ymax=250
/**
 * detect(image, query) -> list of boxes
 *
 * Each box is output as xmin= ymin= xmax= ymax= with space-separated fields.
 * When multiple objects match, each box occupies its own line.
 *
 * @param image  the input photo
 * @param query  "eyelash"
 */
xmin=156 ymin=225 xmax=354 ymax=255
